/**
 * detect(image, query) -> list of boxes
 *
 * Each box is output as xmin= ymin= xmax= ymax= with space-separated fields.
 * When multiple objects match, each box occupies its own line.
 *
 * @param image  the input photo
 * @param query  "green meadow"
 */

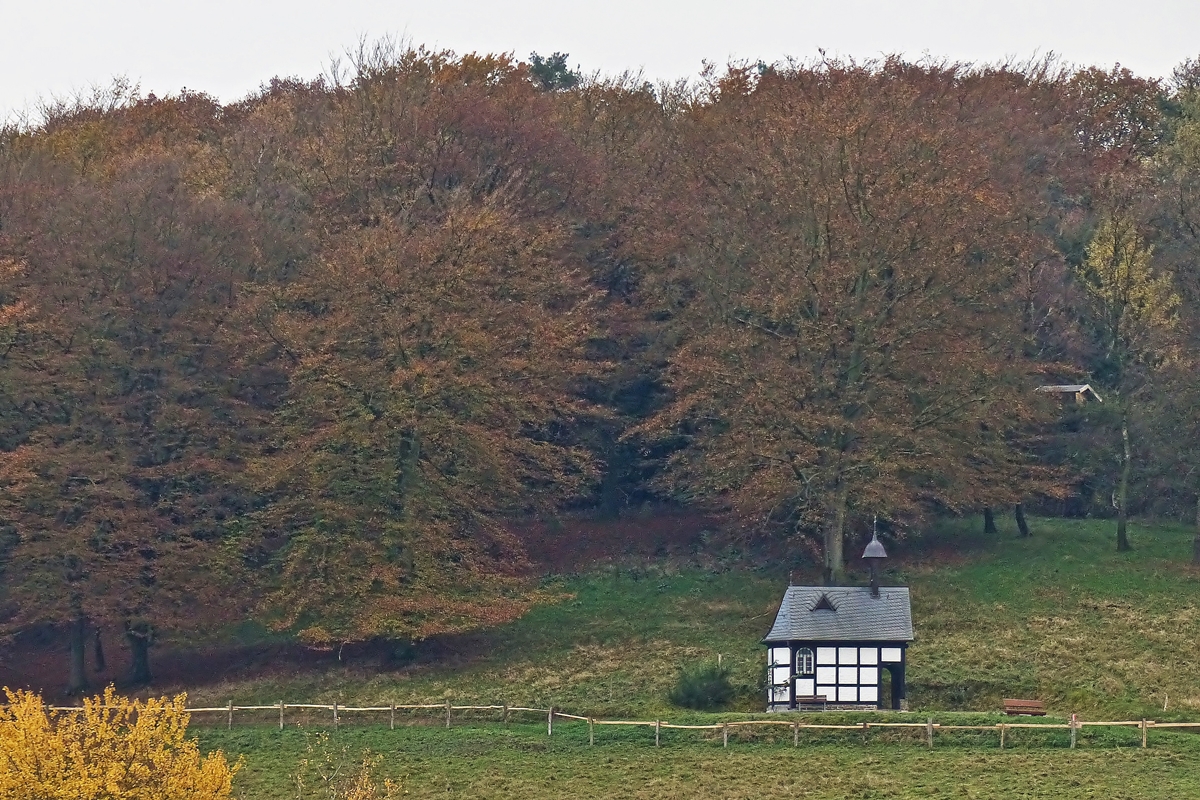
xmin=187 ymin=517 xmax=1200 ymax=798
xmin=198 ymin=722 xmax=1200 ymax=799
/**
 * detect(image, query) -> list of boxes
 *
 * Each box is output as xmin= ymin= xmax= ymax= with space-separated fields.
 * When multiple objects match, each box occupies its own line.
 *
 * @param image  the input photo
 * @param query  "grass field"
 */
xmin=184 ymin=515 xmax=1200 ymax=719
xmin=176 ymin=514 xmax=1200 ymax=797
xmin=197 ymin=721 xmax=1200 ymax=799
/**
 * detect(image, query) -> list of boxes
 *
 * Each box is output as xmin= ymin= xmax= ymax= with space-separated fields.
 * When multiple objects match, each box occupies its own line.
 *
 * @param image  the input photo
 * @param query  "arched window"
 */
xmin=796 ymin=648 xmax=815 ymax=675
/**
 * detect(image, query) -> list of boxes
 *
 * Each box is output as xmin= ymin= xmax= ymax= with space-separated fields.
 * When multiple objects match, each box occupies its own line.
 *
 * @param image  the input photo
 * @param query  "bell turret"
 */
xmin=861 ymin=516 xmax=887 ymax=597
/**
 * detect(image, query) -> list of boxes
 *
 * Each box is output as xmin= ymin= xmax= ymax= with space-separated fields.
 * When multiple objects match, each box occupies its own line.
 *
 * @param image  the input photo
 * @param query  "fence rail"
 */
xmin=23 ymin=702 xmax=1200 ymax=749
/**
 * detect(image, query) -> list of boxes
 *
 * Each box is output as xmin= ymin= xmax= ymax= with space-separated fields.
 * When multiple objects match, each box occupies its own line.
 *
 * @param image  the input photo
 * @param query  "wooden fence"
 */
xmin=33 ymin=702 xmax=1200 ymax=749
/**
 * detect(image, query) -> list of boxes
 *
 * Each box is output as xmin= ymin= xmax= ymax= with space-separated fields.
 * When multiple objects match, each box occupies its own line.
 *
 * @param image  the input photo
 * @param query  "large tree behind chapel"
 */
xmin=640 ymin=61 xmax=1059 ymax=580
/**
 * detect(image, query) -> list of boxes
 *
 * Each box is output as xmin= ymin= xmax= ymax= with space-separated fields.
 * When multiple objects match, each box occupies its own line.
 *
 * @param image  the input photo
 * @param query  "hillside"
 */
xmin=153 ymin=516 xmax=1200 ymax=720
xmin=173 ymin=514 xmax=1200 ymax=799
xmin=8 ymin=513 xmax=1200 ymax=797
xmin=3 ymin=53 xmax=1199 ymax=681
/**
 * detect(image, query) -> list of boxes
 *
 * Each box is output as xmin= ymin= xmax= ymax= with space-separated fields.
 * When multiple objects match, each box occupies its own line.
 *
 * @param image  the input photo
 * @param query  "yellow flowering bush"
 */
xmin=0 ymin=686 xmax=239 ymax=800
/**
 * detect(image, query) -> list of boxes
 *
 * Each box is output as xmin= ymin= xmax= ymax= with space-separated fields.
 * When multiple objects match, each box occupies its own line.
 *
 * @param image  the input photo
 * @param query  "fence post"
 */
xmin=446 ymin=701 xmax=451 ymax=729
xmin=1070 ymin=714 xmax=1076 ymax=749
xmin=723 ymin=723 xmax=728 ymax=748
xmin=333 ymin=702 xmax=339 ymax=730
xmin=793 ymin=720 xmax=799 ymax=747
xmin=547 ymin=707 xmax=553 ymax=736
xmin=278 ymin=700 xmax=284 ymax=731
xmin=390 ymin=703 xmax=395 ymax=731
xmin=227 ymin=700 xmax=233 ymax=731
xmin=1141 ymin=719 xmax=1148 ymax=749
xmin=861 ymin=720 xmax=869 ymax=744
xmin=926 ymin=717 xmax=933 ymax=748
xmin=503 ymin=704 xmax=509 ymax=726
xmin=655 ymin=719 xmax=660 ymax=747
xmin=999 ymin=724 xmax=1006 ymax=750
xmin=589 ymin=717 xmax=594 ymax=746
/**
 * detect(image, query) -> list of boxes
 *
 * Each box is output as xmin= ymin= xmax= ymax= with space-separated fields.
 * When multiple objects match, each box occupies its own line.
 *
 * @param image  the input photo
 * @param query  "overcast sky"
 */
xmin=3 ymin=0 xmax=1198 ymax=121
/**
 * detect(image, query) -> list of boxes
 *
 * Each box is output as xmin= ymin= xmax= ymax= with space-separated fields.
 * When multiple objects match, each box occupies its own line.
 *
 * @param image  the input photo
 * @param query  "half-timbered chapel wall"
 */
xmin=767 ymin=641 xmax=905 ymax=709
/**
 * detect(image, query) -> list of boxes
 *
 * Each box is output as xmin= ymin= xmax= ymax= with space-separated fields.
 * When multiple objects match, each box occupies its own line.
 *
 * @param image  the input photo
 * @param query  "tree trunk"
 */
xmin=93 ymin=628 xmax=106 ymax=673
xmin=1116 ymin=411 xmax=1132 ymax=552
xmin=1193 ymin=495 xmax=1200 ymax=565
xmin=125 ymin=622 xmax=153 ymax=686
xmin=823 ymin=483 xmax=848 ymax=585
xmin=983 ymin=508 xmax=997 ymax=535
xmin=597 ymin=435 xmax=630 ymax=521
xmin=1014 ymin=503 xmax=1030 ymax=538
xmin=67 ymin=615 xmax=89 ymax=696
xmin=393 ymin=428 xmax=421 ymax=520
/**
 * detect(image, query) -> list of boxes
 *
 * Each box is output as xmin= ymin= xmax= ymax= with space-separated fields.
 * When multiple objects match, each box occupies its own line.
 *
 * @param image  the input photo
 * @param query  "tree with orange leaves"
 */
xmin=230 ymin=46 xmax=602 ymax=646
xmin=0 ymin=100 xmax=270 ymax=691
xmin=639 ymin=60 xmax=1060 ymax=581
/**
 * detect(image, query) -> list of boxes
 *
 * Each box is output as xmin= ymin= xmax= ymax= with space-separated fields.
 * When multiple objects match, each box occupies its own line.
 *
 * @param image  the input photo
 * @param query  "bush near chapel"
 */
xmin=0 ymin=687 xmax=238 ymax=800
xmin=669 ymin=662 xmax=736 ymax=710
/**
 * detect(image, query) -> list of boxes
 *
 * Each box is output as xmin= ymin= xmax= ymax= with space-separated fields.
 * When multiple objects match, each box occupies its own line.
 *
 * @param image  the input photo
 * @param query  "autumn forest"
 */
xmin=1 ymin=44 xmax=1199 ymax=694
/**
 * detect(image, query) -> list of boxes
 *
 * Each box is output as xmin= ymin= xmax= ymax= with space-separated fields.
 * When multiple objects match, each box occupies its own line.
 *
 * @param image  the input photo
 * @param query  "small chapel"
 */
xmin=763 ymin=532 xmax=914 ymax=711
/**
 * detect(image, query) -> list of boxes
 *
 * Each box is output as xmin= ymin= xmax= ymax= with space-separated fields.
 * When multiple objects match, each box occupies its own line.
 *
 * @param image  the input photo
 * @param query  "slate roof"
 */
xmin=763 ymin=586 xmax=914 ymax=643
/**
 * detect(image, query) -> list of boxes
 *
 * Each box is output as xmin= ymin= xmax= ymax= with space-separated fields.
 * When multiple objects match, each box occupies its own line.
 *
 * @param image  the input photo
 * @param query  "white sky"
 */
xmin=3 ymin=0 xmax=1198 ymax=121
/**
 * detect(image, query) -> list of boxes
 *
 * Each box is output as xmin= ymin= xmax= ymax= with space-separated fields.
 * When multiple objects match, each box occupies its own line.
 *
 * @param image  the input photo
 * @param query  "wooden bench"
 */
xmin=1003 ymin=698 xmax=1046 ymax=716
xmin=795 ymin=695 xmax=829 ymax=710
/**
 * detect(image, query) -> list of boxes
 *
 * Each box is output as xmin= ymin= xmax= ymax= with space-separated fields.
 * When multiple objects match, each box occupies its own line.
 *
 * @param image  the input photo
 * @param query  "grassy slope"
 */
xmin=184 ymin=516 xmax=1200 ymax=798
xmin=186 ymin=516 xmax=1200 ymax=719
xmin=908 ymin=517 xmax=1200 ymax=716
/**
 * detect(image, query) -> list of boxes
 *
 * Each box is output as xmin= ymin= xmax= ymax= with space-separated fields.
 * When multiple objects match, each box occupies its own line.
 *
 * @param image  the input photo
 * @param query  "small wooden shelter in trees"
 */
xmin=763 ymin=534 xmax=913 ymax=711
xmin=1035 ymin=384 xmax=1103 ymax=405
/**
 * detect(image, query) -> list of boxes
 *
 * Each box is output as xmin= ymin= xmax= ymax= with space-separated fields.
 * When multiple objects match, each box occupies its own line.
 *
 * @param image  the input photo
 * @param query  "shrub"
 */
xmin=293 ymin=732 xmax=399 ymax=799
xmin=0 ymin=686 xmax=239 ymax=799
xmin=669 ymin=662 xmax=735 ymax=710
